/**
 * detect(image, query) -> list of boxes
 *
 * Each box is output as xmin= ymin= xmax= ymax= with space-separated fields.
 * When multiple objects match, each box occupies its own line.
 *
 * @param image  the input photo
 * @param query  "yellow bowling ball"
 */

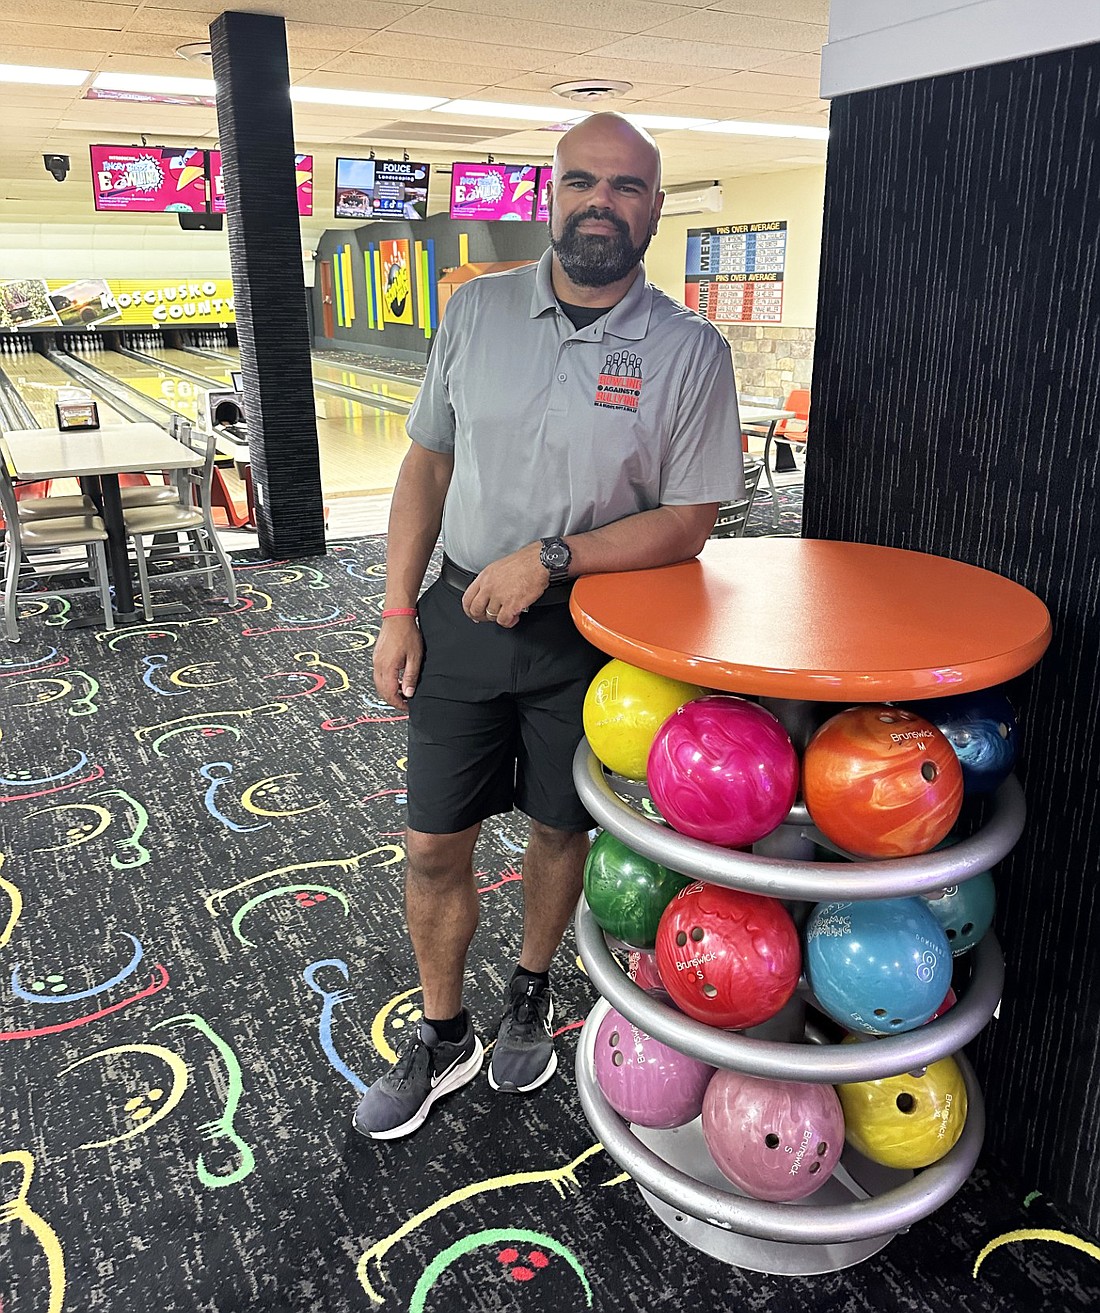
xmin=583 ymin=659 xmax=704 ymax=781
xmin=837 ymin=1054 xmax=968 ymax=1169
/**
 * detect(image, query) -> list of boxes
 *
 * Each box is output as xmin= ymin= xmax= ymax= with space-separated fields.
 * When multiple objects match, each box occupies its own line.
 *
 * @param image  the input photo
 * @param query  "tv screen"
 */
xmin=209 ymin=151 xmax=313 ymax=216
xmin=334 ymin=158 xmax=430 ymax=220
xmin=90 ymin=144 xmax=207 ymax=213
xmin=449 ymin=163 xmax=537 ymax=221
xmin=535 ymin=165 xmax=553 ymax=223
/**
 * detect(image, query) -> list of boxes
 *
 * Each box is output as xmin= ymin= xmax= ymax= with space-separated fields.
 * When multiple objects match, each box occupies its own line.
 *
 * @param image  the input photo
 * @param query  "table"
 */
xmin=1 ymin=424 xmax=202 ymax=618
xmin=739 ymin=404 xmax=797 ymax=528
xmin=568 ymin=538 xmax=1051 ymax=1272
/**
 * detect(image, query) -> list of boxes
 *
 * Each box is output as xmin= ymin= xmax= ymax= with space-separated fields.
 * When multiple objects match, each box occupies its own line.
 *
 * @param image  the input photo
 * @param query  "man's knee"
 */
xmin=527 ymin=818 xmax=590 ymax=859
xmin=405 ymin=825 xmax=479 ymax=884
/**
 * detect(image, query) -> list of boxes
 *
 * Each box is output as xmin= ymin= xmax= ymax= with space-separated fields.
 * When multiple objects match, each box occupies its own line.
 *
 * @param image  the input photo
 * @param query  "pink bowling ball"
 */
xmin=702 ymin=1070 xmax=845 ymax=1202
xmin=593 ymin=1006 xmax=716 ymax=1129
xmin=646 ymin=696 xmax=799 ymax=847
xmin=627 ymin=949 xmax=665 ymax=993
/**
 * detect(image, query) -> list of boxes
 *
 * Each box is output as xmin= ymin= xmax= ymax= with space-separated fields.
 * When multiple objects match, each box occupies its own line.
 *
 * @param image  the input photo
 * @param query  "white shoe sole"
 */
xmin=353 ymin=1037 xmax=484 ymax=1141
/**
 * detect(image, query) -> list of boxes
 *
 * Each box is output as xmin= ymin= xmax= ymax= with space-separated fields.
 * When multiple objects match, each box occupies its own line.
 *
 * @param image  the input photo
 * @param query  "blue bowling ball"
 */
xmin=923 ymin=871 xmax=996 ymax=956
xmin=805 ymin=898 xmax=952 ymax=1036
xmin=912 ymin=689 xmax=1018 ymax=795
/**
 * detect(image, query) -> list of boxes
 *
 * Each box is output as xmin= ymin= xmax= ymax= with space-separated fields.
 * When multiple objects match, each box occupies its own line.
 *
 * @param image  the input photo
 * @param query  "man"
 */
xmin=354 ymin=113 xmax=743 ymax=1140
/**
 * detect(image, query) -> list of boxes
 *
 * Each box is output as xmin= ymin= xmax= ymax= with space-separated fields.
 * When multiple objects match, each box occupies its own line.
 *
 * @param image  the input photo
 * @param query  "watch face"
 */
xmin=541 ymin=539 xmax=570 ymax=568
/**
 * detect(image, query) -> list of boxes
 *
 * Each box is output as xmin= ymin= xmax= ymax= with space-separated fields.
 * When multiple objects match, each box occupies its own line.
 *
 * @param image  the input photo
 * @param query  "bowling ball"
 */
xmin=646 ymin=695 xmax=799 ymax=848
xmin=655 ymin=882 xmax=801 ymax=1030
xmin=837 ymin=1054 xmax=968 ymax=1168
xmin=627 ymin=949 xmax=666 ymax=993
xmin=922 ymin=871 xmax=996 ymax=956
xmin=583 ymin=659 xmax=704 ymax=781
xmin=913 ymin=689 xmax=1019 ymax=795
xmin=702 ymin=1070 xmax=845 ymax=1201
xmin=802 ymin=704 xmax=963 ymax=858
xmin=584 ymin=831 xmax=692 ymax=950
xmin=805 ymin=898 xmax=952 ymax=1035
xmin=593 ymin=1005 xmax=716 ymax=1129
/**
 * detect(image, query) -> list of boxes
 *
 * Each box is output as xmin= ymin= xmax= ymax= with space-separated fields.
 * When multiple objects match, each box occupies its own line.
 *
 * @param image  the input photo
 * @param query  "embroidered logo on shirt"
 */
xmin=595 ymin=350 xmax=642 ymax=412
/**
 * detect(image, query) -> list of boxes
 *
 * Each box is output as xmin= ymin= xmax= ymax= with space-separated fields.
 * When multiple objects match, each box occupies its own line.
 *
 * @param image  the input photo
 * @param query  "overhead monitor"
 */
xmin=90 ymin=144 xmax=207 ymax=213
xmin=535 ymin=165 xmax=553 ymax=223
xmin=334 ymin=157 xmax=431 ymax=220
xmin=449 ymin=163 xmax=537 ymax=221
xmin=208 ymin=151 xmax=313 ymax=216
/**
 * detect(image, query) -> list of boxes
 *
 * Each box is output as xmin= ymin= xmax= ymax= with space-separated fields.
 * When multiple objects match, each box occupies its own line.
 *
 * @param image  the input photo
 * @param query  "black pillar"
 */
xmin=210 ymin=10 xmax=324 ymax=558
xmin=805 ymin=42 xmax=1100 ymax=1232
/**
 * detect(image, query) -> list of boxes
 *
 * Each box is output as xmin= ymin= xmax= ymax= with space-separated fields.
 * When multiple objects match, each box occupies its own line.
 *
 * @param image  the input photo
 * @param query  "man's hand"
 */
xmin=462 ymin=543 xmax=550 ymax=628
xmin=373 ymin=616 xmax=423 ymax=708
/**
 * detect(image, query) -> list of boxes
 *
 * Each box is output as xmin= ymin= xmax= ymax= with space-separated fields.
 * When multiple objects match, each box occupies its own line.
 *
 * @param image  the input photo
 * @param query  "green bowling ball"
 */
xmin=583 ymin=830 xmax=691 ymax=950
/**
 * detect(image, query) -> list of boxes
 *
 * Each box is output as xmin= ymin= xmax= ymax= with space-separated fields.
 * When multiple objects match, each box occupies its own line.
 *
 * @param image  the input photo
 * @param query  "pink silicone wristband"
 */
xmin=381 ymin=607 xmax=418 ymax=619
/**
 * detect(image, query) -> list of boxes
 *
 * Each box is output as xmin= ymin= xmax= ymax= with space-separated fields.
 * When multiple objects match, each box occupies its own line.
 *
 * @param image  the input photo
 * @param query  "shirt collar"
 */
xmin=530 ymin=247 xmax=653 ymax=341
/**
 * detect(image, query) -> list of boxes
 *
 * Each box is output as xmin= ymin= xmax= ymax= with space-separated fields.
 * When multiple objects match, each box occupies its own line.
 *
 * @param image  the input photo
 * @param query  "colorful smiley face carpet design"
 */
xmin=2 ymin=522 xmax=1100 ymax=1313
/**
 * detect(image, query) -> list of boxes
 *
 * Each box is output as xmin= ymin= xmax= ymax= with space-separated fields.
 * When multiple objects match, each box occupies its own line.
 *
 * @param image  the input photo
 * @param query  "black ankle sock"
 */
xmin=512 ymin=965 xmax=550 ymax=989
xmin=424 ymin=1010 xmax=466 ymax=1043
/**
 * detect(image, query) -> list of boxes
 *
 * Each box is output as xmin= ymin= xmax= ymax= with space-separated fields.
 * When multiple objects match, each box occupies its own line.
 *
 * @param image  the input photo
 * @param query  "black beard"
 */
xmin=549 ymin=207 xmax=652 ymax=287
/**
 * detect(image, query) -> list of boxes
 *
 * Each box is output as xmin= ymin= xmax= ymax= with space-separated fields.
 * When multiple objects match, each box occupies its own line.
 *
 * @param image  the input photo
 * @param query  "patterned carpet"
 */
xmin=3 ymin=524 xmax=1099 ymax=1313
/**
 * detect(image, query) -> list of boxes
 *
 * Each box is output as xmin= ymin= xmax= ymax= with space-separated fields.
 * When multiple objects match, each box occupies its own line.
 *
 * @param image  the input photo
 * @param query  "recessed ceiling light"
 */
xmin=0 ymin=63 xmax=89 ymax=86
xmin=433 ymin=99 xmax=588 ymax=123
xmin=691 ymin=120 xmax=829 ymax=141
xmin=93 ymin=72 xmax=216 ymax=95
xmin=291 ymin=87 xmax=446 ymax=111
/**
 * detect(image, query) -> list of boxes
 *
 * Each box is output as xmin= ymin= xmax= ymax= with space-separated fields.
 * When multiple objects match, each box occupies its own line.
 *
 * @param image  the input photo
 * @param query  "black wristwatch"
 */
xmin=539 ymin=535 xmax=572 ymax=585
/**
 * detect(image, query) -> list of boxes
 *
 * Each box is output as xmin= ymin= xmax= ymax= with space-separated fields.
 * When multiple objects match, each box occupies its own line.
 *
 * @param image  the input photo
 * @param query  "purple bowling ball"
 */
xmin=593 ymin=1006 xmax=716 ymax=1129
xmin=702 ymin=1070 xmax=845 ymax=1202
xmin=646 ymin=696 xmax=799 ymax=847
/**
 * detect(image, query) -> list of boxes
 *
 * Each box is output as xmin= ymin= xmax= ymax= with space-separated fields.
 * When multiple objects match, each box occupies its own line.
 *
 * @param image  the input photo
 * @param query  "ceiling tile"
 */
xmin=0 ymin=19 xmax=115 ymax=50
xmin=647 ymin=85 xmax=811 ymax=110
xmin=285 ymin=22 xmax=382 ymax=51
xmin=642 ymin=10 xmax=826 ymax=53
xmin=580 ymin=36 xmax=785 ymax=72
xmin=749 ymin=51 xmax=823 ymax=78
xmin=0 ymin=0 xmax=133 ymax=28
xmin=538 ymin=53 xmax=725 ymax=85
xmin=355 ymin=30 xmax=544 ymax=72
xmin=425 ymin=0 xmax=695 ymax=31
xmin=706 ymin=0 xmax=828 ymax=20
xmin=127 ymin=9 xmax=216 ymax=39
xmin=147 ymin=0 xmax=415 ymax=23
xmin=699 ymin=69 xmax=820 ymax=96
xmin=493 ymin=72 xmax=684 ymax=100
xmin=385 ymin=8 xmax=610 ymax=56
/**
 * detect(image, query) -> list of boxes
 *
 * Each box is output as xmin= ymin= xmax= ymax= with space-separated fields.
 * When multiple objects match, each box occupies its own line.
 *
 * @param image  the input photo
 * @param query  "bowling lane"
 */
xmin=3 ymin=350 xmax=131 ymax=428
xmin=97 ymin=347 xmax=411 ymax=496
xmin=194 ymin=344 xmax=420 ymax=409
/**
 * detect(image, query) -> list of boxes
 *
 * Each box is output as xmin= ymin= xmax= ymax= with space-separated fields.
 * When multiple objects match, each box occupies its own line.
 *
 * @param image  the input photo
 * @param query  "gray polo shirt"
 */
xmin=406 ymin=247 xmax=744 ymax=573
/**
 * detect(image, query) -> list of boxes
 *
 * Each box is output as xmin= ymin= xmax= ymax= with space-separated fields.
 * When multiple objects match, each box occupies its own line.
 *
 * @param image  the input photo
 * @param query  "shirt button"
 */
xmin=557 ymin=372 xmax=567 ymax=382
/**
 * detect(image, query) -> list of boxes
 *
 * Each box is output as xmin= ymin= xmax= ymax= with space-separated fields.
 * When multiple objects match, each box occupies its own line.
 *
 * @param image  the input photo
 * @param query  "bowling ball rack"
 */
xmin=571 ymin=721 xmax=1020 ymax=1276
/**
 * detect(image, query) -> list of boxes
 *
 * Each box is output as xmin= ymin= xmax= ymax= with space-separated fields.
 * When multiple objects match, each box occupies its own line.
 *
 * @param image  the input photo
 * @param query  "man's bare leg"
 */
xmin=405 ymin=823 xmax=481 ymax=1018
xmin=516 ymin=819 xmax=591 ymax=972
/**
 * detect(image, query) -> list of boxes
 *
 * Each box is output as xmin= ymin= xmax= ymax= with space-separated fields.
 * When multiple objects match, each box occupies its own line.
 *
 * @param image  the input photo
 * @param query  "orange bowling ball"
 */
xmin=802 ymin=704 xmax=963 ymax=858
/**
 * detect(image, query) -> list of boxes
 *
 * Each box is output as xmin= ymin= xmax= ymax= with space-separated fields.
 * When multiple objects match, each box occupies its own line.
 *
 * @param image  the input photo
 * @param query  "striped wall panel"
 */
xmin=805 ymin=41 xmax=1100 ymax=1231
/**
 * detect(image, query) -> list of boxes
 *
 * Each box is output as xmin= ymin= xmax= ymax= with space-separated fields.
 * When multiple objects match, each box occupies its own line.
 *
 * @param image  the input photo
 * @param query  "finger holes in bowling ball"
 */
xmin=817 ymin=1142 xmax=828 ymax=1156
xmin=702 ymin=983 xmax=718 ymax=998
xmin=878 ymin=712 xmax=899 ymax=723
xmin=809 ymin=1162 xmax=821 ymax=1174
xmin=896 ymin=1093 xmax=917 ymax=1114
xmin=998 ymin=722 xmax=1010 ymax=739
xmin=890 ymin=1018 xmax=904 ymax=1027
xmin=921 ymin=762 xmax=938 ymax=782
xmin=690 ymin=927 xmax=705 ymax=942
xmin=609 ymin=1030 xmax=620 ymax=1046
xmin=612 ymin=1051 xmax=625 ymax=1067
xmin=873 ymin=1008 xmax=887 ymax=1017
xmin=765 ymin=1133 xmax=780 ymax=1149
xmin=962 ymin=922 xmax=974 ymax=934
xmin=946 ymin=929 xmax=957 ymax=940
xmin=676 ymin=931 xmax=688 ymax=947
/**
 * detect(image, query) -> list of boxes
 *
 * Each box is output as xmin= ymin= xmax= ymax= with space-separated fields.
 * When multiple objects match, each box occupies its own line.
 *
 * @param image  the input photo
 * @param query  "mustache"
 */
xmin=562 ymin=207 xmax=631 ymax=239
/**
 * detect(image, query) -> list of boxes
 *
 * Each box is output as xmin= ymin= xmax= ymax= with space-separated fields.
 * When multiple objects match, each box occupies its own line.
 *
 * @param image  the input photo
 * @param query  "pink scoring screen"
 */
xmin=90 ymin=145 xmax=207 ymax=213
xmin=209 ymin=151 xmax=313 ymax=216
xmin=449 ymin=163 xmax=537 ymax=221
xmin=535 ymin=165 xmax=553 ymax=223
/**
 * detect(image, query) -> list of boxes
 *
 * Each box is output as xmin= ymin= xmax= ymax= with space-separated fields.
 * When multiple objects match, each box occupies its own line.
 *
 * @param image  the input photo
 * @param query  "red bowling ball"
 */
xmin=802 ymin=704 xmax=964 ymax=858
xmin=655 ymin=882 xmax=801 ymax=1030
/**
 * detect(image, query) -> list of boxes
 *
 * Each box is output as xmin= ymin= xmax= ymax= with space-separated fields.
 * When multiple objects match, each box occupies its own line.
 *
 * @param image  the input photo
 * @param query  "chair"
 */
xmin=1 ymin=460 xmax=115 ymax=641
xmin=752 ymin=389 xmax=810 ymax=529
xmin=122 ymin=419 xmax=237 ymax=621
xmin=17 ymin=472 xmax=179 ymax=520
xmin=711 ymin=458 xmax=765 ymax=539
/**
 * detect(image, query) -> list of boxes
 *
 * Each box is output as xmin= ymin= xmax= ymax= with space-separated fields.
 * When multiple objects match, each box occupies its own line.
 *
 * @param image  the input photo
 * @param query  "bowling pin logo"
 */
xmin=595 ymin=350 xmax=643 ymax=413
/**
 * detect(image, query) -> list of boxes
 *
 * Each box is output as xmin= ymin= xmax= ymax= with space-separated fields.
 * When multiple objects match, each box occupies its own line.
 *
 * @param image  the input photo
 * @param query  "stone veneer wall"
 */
xmin=721 ymin=324 xmax=815 ymax=402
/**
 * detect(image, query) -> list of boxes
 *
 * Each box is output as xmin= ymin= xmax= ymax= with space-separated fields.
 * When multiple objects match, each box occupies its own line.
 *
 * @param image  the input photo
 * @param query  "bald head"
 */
xmin=554 ymin=112 xmax=662 ymax=193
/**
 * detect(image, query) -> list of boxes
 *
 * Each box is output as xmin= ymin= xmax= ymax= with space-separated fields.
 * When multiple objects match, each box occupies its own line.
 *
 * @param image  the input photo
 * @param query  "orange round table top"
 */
xmin=569 ymin=538 xmax=1051 ymax=701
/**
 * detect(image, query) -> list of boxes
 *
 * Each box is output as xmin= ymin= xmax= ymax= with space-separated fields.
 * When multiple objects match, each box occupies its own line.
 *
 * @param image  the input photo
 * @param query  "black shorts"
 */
xmin=406 ymin=578 xmax=607 ymax=834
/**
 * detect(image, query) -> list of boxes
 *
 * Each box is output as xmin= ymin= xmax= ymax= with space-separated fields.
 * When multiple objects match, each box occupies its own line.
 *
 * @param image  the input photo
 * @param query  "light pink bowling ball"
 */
xmin=702 ymin=1070 xmax=845 ymax=1202
xmin=646 ymin=696 xmax=798 ymax=847
xmin=593 ymin=1006 xmax=716 ymax=1129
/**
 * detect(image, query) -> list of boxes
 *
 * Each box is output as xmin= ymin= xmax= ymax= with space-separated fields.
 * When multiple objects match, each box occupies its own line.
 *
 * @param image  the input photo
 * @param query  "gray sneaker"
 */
xmin=352 ymin=1016 xmax=483 ymax=1141
xmin=488 ymin=975 xmax=557 ymax=1093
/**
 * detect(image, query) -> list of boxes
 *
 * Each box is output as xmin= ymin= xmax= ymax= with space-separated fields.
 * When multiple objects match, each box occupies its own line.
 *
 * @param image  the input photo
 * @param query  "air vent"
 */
xmin=552 ymin=80 xmax=632 ymax=102
xmin=358 ymin=121 xmax=517 ymax=145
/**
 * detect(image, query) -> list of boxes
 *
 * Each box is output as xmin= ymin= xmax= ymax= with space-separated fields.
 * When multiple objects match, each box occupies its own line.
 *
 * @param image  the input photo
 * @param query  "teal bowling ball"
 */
xmin=583 ymin=831 xmax=691 ymax=950
xmin=923 ymin=871 xmax=996 ymax=956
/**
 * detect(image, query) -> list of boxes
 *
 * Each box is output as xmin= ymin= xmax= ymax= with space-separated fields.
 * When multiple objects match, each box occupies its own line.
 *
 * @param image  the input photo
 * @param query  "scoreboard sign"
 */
xmin=684 ymin=221 xmax=787 ymax=324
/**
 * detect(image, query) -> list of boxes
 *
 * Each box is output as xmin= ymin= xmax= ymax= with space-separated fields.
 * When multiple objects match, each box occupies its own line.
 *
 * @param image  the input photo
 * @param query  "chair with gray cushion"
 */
xmin=1 ymin=461 xmax=114 ymax=641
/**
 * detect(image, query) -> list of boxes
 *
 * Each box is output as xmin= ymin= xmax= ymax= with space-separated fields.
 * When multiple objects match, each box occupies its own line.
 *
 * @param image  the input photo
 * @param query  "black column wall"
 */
xmin=804 ymin=43 xmax=1100 ymax=1231
xmin=210 ymin=10 xmax=324 ymax=558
